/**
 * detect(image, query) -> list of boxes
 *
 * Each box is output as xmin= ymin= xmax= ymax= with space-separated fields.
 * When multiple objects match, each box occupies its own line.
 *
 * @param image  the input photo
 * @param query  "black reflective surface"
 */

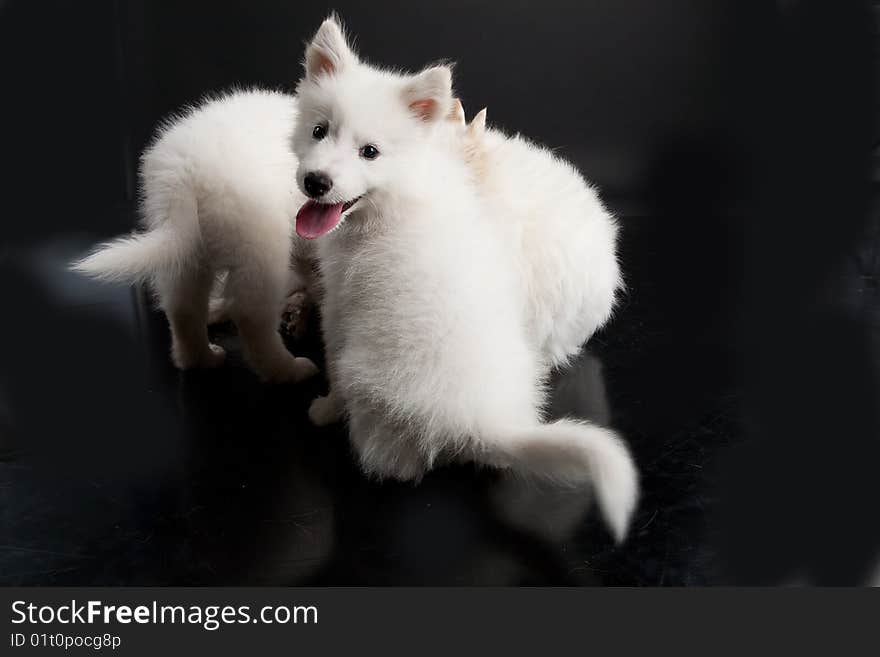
xmin=0 ymin=222 xmax=698 ymax=585
xmin=2 ymin=210 xmax=877 ymax=586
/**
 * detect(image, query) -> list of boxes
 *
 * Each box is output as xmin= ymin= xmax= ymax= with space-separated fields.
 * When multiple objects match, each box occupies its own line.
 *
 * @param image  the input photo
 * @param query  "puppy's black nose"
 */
xmin=304 ymin=172 xmax=333 ymax=198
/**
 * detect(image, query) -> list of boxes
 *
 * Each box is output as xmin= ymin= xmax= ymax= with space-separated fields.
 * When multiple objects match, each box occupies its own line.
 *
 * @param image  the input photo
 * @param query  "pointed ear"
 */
xmin=304 ymin=18 xmax=355 ymax=80
xmin=469 ymin=108 xmax=487 ymax=135
xmin=403 ymin=66 xmax=453 ymax=123
xmin=448 ymin=98 xmax=466 ymax=126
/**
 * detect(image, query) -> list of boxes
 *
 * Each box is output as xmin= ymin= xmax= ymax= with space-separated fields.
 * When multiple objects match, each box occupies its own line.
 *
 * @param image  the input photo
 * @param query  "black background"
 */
xmin=0 ymin=1 xmax=877 ymax=585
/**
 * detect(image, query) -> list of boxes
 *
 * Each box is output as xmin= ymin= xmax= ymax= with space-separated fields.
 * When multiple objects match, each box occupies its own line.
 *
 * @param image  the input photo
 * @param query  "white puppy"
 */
xmin=72 ymin=90 xmax=318 ymax=383
xmin=453 ymin=104 xmax=623 ymax=369
xmin=293 ymin=19 xmax=637 ymax=541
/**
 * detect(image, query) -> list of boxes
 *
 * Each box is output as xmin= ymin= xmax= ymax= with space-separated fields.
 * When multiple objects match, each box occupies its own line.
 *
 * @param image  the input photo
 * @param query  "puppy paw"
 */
xmin=265 ymin=356 xmax=319 ymax=384
xmin=292 ymin=356 xmax=319 ymax=382
xmin=280 ymin=291 xmax=312 ymax=339
xmin=308 ymin=395 xmax=341 ymax=426
xmin=172 ymin=343 xmax=226 ymax=370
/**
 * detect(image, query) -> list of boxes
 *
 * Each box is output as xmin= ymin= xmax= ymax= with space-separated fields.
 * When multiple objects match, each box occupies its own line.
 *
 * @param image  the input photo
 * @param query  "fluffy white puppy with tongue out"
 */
xmin=290 ymin=18 xmax=638 ymax=542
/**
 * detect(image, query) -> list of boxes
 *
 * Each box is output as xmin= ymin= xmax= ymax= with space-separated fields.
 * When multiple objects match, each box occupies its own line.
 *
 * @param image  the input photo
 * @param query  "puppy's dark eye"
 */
xmin=360 ymin=144 xmax=380 ymax=160
xmin=312 ymin=124 xmax=327 ymax=140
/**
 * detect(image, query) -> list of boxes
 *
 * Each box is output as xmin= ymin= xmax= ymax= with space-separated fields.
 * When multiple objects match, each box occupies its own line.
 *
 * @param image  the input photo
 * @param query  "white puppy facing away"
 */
xmin=293 ymin=18 xmax=638 ymax=541
xmin=452 ymin=105 xmax=623 ymax=369
xmin=72 ymin=90 xmax=318 ymax=384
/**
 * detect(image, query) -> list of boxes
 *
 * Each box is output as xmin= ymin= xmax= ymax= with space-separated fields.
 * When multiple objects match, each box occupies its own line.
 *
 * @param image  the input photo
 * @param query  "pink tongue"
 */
xmin=296 ymin=201 xmax=345 ymax=239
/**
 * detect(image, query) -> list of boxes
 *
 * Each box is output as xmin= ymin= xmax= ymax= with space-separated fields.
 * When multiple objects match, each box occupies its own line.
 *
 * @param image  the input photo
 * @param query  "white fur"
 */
xmin=456 ymin=108 xmax=623 ymax=368
xmin=72 ymin=90 xmax=318 ymax=383
xmin=293 ymin=19 xmax=638 ymax=541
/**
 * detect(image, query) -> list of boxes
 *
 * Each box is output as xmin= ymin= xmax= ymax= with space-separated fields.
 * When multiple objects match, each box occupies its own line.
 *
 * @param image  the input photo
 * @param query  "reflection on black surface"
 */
xmin=2 ymin=205 xmax=878 ymax=585
xmin=0 ymin=240 xmax=636 ymax=586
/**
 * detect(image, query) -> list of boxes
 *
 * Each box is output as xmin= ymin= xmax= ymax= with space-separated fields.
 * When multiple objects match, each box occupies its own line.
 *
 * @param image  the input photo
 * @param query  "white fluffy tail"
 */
xmin=70 ymin=194 xmax=200 ymax=284
xmin=481 ymin=419 xmax=639 ymax=542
